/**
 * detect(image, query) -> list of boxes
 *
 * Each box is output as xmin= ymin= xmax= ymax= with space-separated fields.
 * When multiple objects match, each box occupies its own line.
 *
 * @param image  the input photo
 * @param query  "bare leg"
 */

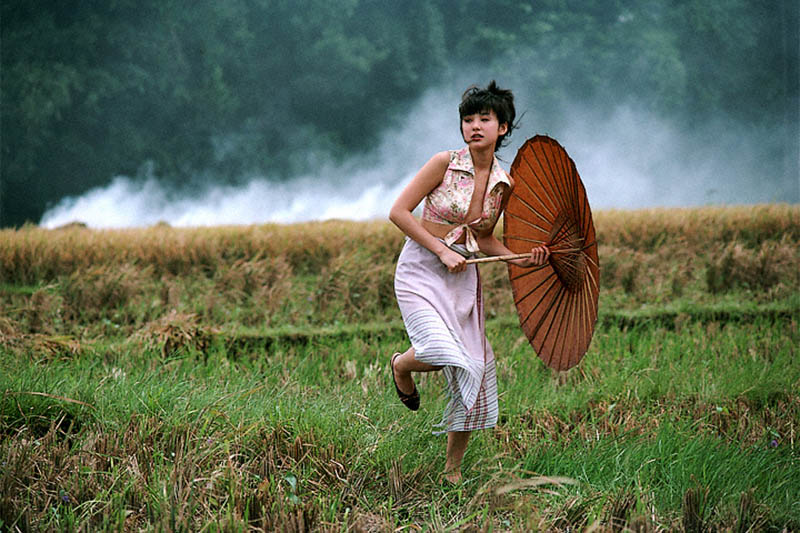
xmin=444 ymin=431 xmax=471 ymax=483
xmin=391 ymin=347 xmax=440 ymax=396
xmin=392 ymin=349 xmax=470 ymax=483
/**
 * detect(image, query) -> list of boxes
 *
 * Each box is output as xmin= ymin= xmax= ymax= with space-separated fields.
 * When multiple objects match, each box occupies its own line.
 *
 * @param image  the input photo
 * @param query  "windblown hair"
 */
xmin=459 ymin=80 xmax=517 ymax=151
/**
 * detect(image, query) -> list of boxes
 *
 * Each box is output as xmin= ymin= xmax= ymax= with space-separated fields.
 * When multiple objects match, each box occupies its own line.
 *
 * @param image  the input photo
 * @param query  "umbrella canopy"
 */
xmin=503 ymin=135 xmax=599 ymax=371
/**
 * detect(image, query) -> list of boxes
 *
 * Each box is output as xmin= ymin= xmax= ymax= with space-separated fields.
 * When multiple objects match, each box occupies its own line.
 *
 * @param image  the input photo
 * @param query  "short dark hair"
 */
xmin=459 ymin=80 xmax=517 ymax=151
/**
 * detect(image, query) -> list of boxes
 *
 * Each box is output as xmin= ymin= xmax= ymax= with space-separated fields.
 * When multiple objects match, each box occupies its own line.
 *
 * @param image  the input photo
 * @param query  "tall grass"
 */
xmin=1 ymin=318 xmax=797 ymax=530
xmin=2 ymin=205 xmax=797 ymax=283
xmin=1 ymin=205 xmax=798 ymax=530
xmin=1 ymin=205 xmax=798 ymax=339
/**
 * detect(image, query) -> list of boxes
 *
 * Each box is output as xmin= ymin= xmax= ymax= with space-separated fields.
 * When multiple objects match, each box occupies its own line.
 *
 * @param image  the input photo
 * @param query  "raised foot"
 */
xmin=390 ymin=353 xmax=420 ymax=411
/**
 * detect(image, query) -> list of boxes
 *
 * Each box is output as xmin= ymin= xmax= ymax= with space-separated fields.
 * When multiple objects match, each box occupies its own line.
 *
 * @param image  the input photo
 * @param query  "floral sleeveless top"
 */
xmin=422 ymin=147 xmax=511 ymax=253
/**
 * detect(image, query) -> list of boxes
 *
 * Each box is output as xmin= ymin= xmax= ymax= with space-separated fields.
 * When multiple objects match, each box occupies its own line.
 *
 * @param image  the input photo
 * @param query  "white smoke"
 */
xmin=40 ymin=88 xmax=464 ymax=229
xmin=40 ymin=82 xmax=790 ymax=229
xmin=548 ymin=103 xmax=792 ymax=208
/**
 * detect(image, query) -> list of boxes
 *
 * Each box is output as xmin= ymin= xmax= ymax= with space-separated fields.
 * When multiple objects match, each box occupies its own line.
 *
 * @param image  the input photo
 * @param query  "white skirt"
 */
xmin=394 ymin=237 xmax=498 ymax=433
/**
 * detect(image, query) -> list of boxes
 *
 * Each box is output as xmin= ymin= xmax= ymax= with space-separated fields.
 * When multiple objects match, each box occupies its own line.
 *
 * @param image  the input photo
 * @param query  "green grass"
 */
xmin=2 ymin=315 xmax=798 ymax=531
xmin=1 ymin=207 xmax=798 ymax=530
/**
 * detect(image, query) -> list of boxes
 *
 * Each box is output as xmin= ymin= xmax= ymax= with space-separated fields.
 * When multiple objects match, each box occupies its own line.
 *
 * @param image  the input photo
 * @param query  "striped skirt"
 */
xmin=394 ymin=237 xmax=498 ymax=433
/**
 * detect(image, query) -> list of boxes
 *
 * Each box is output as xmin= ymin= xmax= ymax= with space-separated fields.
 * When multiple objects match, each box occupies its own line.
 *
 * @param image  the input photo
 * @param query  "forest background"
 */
xmin=2 ymin=0 xmax=799 ymax=228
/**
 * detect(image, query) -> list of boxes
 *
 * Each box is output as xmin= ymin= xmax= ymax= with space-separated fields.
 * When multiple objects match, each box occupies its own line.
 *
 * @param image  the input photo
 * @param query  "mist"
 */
xmin=39 ymin=88 xmax=464 ymax=229
xmin=6 ymin=1 xmax=797 ymax=229
xmin=39 ymin=84 xmax=795 ymax=229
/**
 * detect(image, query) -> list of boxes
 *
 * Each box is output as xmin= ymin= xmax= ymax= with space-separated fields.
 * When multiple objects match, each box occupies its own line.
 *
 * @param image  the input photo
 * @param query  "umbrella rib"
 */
xmin=534 ymin=285 xmax=569 ymax=368
xmin=581 ymin=273 xmax=597 ymax=332
xmin=586 ymin=263 xmax=600 ymax=301
xmin=560 ymin=149 xmax=579 ymax=211
xmin=517 ymin=274 xmax=560 ymax=325
xmin=555 ymin=285 xmax=580 ymax=370
xmin=506 ymin=234 xmax=547 ymax=246
xmin=550 ymin=224 xmax=580 ymax=249
xmin=551 ymin=252 xmax=584 ymax=267
xmin=532 ymin=141 xmax=566 ymax=214
xmin=521 ymin=149 xmax=562 ymax=217
xmin=536 ymin=143 xmax=571 ymax=215
xmin=515 ymin=151 xmax=557 ymax=219
xmin=515 ymin=179 xmax=556 ymax=226
xmin=548 ymin=139 xmax=567 ymax=198
xmin=549 ymin=213 xmax=572 ymax=240
xmin=579 ymin=195 xmax=591 ymax=245
xmin=555 ymin=265 xmax=582 ymax=289
xmin=506 ymin=203 xmax=550 ymax=230
xmin=572 ymin=284 xmax=590 ymax=369
xmin=543 ymin=145 xmax=575 ymax=216
xmin=548 ymin=138 xmax=573 ymax=206
xmin=504 ymin=212 xmax=549 ymax=238
xmin=579 ymin=274 xmax=595 ymax=346
xmin=503 ymin=235 xmax=552 ymax=244
xmin=523 ymin=284 xmax=563 ymax=367
xmin=582 ymin=261 xmax=600 ymax=319
xmin=560 ymin=147 xmax=586 ymax=234
xmin=582 ymin=250 xmax=600 ymax=270
xmin=556 ymin=148 xmax=574 ymax=206
xmin=550 ymin=245 xmax=589 ymax=254
xmin=571 ymin=292 xmax=586 ymax=370
xmin=509 ymin=263 xmax=550 ymax=283
xmin=577 ymin=274 xmax=597 ymax=366
xmin=552 ymin=222 xmax=576 ymax=243
xmin=582 ymin=196 xmax=596 ymax=249
xmin=549 ymin=287 xmax=571 ymax=370
xmin=512 ymin=268 xmax=555 ymax=297
xmin=529 ymin=146 xmax=568 ymax=216
xmin=555 ymin=250 xmax=596 ymax=366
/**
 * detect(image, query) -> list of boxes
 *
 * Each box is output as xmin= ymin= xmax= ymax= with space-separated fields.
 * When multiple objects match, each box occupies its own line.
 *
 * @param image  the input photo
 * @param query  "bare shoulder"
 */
xmin=415 ymin=151 xmax=450 ymax=183
xmin=429 ymin=150 xmax=451 ymax=167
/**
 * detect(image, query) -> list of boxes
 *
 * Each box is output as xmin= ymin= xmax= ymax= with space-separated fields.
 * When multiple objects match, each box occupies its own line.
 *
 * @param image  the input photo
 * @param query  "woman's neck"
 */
xmin=468 ymin=145 xmax=495 ymax=172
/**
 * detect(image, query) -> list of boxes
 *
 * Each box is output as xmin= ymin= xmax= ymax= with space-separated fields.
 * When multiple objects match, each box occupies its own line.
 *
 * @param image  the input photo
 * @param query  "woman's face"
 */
xmin=461 ymin=109 xmax=508 ymax=150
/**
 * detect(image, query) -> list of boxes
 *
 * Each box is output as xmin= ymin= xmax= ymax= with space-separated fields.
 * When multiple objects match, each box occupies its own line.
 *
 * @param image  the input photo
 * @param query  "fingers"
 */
xmin=448 ymin=257 xmax=467 ymax=273
xmin=529 ymin=245 xmax=551 ymax=266
xmin=440 ymin=250 xmax=467 ymax=273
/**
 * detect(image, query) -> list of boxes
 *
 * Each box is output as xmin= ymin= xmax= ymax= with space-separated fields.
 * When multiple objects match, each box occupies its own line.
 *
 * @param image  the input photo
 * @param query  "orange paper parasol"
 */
xmin=503 ymin=135 xmax=599 ymax=371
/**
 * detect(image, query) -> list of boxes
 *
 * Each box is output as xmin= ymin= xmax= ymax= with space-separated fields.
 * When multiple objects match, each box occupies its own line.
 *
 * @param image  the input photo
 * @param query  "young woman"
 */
xmin=388 ymin=81 xmax=550 ymax=484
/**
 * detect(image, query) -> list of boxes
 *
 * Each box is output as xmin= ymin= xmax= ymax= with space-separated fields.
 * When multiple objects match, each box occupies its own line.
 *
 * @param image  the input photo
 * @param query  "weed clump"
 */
xmin=130 ymin=310 xmax=217 ymax=357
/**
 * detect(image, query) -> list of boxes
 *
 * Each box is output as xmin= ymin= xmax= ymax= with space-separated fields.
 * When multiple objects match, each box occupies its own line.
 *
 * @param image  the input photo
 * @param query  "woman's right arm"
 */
xmin=389 ymin=152 xmax=467 ymax=272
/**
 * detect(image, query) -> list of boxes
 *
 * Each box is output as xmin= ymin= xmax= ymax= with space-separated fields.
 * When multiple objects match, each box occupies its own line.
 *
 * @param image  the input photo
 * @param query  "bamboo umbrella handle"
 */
xmin=465 ymin=253 xmax=531 ymax=264
xmin=465 ymin=247 xmax=575 ymax=264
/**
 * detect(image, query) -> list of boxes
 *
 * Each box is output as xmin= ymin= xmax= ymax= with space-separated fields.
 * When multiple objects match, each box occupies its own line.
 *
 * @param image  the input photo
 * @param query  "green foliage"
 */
xmin=2 ymin=0 xmax=798 ymax=225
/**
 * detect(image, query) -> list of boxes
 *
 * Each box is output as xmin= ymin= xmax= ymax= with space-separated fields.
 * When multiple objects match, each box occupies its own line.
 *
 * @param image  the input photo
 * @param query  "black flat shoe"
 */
xmin=390 ymin=353 xmax=420 ymax=411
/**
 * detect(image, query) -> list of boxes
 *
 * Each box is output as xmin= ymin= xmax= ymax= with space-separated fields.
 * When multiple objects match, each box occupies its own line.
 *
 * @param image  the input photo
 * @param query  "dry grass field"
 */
xmin=1 ymin=204 xmax=798 ymax=531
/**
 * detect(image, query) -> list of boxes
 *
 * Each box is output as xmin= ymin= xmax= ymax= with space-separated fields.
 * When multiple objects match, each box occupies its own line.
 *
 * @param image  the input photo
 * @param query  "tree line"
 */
xmin=2 ymin=0 xmax=797 ymax=226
